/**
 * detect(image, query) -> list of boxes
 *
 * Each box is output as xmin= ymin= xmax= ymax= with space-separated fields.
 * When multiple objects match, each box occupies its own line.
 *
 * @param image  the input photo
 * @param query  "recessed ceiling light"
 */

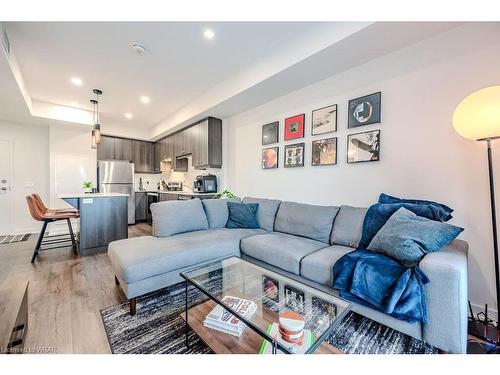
xmin=140 ymin=96 xmax=150 ymax=104
xmin=70 ymin=77 xmax=83 ymax=86
xmin=124 ymin=113 xmax=133 ymax=119
xmin=203 ymin=29 xmax=215 ymax=40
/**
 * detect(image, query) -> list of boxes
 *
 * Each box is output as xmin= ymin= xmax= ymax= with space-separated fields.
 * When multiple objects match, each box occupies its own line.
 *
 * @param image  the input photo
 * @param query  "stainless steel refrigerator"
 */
xmin=98 ymin=160 xmax=135 ymax=224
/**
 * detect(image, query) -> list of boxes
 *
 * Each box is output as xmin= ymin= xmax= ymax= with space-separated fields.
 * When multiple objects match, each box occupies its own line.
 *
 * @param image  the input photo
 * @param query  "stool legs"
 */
xmin=31 ymin=220 xmax=49 ymax=263
xmin=66 ymin=218 xmax=78 ymax=253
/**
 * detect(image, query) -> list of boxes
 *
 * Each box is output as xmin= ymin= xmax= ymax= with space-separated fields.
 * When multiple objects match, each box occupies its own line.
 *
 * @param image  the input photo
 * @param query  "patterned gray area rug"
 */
xmin=101 ymin=281 xmax=437 ymax=354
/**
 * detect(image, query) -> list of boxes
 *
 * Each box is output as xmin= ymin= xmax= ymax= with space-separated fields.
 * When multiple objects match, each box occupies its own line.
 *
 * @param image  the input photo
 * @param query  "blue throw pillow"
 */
xmin=367 ymin=207 xmax=463 ymax=267
xmin=359 ymin=199 xmax=455 ymax=249
xmin=226 ymin=202 xmax=260 ymax=229
xmin=378 ymin=193 xmax=454 ymax=221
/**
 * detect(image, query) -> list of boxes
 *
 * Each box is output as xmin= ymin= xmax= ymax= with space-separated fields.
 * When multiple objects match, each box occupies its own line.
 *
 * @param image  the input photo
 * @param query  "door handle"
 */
xmin=1 ymin=179 xmax=6 ymax=183
xmin=1 ymin=187 xmax=7 ymax=191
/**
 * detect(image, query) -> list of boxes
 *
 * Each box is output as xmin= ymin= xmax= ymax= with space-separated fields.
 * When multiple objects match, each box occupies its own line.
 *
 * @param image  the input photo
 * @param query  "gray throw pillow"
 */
xmin=151 ymin=198 xmax=209 ymax=237
xmin=367 ymin=207 xmax=463 ymax=267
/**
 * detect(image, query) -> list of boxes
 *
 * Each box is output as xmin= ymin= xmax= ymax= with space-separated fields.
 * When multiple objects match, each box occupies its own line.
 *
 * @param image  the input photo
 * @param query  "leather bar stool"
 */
xmin=26 ymin=195 xmax=80 ymax=263
xmin=32 ymin=193 xmax=79 ymax=214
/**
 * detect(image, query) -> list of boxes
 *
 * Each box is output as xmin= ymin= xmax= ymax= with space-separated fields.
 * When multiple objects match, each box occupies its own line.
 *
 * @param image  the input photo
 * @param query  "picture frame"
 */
xmin=348 ymin=92 xmax=381 ymax=128
xmin=312 ymin=104 xmax=337 ymax=135
xmin=262 ymin=121 xmax=279 ymax=145
xmin=284 ymin=113 xmax=305 ymax=140
xmin=284 ymin=285 xmax=305 ymax=313
xmin=312 ymin=137 xmax=337 ymax=166
xmin=262 ymin=275 xmax=280 ymax=311
xmin=312 ymin=296 xmax=337 ymax=319
xmin=284 ymin=143 xmax=305 ymax=168
xmin=347 ymin=129 xmax=380 ymax=163
xmin=262 ymin=147 xmax=279 ymax=169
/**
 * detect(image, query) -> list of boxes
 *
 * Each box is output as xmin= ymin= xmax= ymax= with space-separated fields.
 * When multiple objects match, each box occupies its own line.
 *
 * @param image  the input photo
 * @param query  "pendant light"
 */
xmin=90 ymin=99 xmax=98 ymax=149
xmin=93 ymin=89 xmax=102 ymax=144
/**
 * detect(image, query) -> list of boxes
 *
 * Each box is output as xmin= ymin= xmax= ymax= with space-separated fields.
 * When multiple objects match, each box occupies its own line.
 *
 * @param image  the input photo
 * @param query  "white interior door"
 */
xmin=0 ymin=139 xmax=12 ymax=235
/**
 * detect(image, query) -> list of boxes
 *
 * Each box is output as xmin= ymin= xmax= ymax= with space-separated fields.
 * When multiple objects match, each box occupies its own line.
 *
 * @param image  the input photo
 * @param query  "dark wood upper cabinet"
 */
xmin=174 ymin=130 xmax=189 ymax=156
xmin=114 ymin=138 xmax=132 ymax=161
xmin=192 ymin=117 xmax=222 ymax=169
xmin=97 ymin=135 xmax=116 ymax=160
xmin=98 ymin=117 xmax=221 ymax=172
xmin=131 ymin=140 xmax=153 ymax=173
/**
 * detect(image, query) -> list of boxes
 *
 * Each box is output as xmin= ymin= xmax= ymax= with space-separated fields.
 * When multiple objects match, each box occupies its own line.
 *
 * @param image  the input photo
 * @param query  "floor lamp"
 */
xmin=453 ymin=86 xmax=500 ymax=353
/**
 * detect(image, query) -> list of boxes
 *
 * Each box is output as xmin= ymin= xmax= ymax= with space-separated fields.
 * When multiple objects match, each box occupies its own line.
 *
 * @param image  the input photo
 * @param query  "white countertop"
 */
xmin=58 ymin=193 xmax=129 ymax=198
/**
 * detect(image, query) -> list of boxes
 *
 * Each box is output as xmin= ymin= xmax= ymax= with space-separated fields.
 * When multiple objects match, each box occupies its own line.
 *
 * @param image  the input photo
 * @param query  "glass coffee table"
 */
xmin=180 ymin=256 xmax=351 ymax=354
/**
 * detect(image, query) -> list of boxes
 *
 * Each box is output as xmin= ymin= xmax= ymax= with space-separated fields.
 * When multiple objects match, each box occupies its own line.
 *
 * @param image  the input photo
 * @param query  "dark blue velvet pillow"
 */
xmin=359 ymin=194 xmax=455 ymax=249
xmin=378 ymin=193 xmax=454 ymax=221
xmin=226 ymin=202 xmax=260 ymax=229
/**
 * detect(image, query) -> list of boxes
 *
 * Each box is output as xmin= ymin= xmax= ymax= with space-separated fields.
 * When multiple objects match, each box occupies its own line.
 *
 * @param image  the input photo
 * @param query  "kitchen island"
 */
xmin=58 ymin=193 xmax=128 ymax=255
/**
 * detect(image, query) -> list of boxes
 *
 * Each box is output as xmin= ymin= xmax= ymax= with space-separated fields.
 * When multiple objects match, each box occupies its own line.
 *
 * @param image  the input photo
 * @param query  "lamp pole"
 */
xmin=483 ymin=137 xmax=500 ymax=343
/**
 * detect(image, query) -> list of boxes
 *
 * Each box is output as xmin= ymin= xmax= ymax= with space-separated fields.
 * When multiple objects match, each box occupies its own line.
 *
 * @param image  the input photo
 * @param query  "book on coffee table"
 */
xmin=258 ymin=323 xmax=314 ymax=354
xmin=203 ymin=295 xmax=257 ymax=337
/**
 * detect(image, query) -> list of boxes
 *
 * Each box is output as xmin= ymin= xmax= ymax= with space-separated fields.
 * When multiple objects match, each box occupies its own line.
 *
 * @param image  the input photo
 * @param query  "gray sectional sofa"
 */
xmin=108 ymin=197 xmax=468 ymax=353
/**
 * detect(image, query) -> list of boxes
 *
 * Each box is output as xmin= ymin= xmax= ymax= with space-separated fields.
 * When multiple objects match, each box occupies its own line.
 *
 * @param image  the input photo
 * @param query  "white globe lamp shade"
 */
xmin=452 ymin=86 xmax=500 ymax=141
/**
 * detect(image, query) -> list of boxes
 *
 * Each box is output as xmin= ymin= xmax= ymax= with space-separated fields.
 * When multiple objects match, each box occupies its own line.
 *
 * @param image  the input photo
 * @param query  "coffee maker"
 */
xmin=193 ymin=174 xmax=217 ymax=193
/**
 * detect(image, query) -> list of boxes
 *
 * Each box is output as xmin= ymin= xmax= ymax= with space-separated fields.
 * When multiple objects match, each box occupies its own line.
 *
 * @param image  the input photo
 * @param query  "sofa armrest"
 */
xmin=419 ymin=239 xmax=468 ymax=353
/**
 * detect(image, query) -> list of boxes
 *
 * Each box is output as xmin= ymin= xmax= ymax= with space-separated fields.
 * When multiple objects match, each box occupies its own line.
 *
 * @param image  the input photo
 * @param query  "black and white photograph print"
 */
xmin=284 ymin=285 xmax=305 ymax=313
xmin=262 ymin=121 xmax=279 ymax=145
xmin=347 ymin=129 xmax=380 ymax=163
xmin=348 ymin=92 xmax=381 ymax=128
xmin=312 ymin=137 xmax=337 ymax=166
xmin=284 ymin=143 xmax=305 ymax=168
xmin=312 ymin=104 xmax=337 ymax=135
xmin=262 ymin=275 xmax=280 ymax=311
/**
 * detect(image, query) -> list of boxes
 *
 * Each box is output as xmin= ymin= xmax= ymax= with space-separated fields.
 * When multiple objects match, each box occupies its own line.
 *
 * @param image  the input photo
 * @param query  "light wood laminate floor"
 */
xmin=0 ymin=223 xmax=152 ymax=354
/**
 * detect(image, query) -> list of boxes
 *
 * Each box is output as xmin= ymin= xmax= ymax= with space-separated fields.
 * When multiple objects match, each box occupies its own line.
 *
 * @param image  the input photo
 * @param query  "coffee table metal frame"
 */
xmin=180 ymin=256 xmax=351 ymax=354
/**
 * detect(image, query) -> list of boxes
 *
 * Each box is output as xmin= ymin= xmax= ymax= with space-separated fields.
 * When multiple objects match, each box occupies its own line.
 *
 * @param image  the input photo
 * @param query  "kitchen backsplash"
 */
xmin=135 ymin=156 xmax=223 ymax=192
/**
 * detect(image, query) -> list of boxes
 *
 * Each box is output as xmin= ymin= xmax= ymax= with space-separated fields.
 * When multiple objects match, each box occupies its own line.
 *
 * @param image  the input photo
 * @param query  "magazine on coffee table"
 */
xmin=258 ymin=323 xmax=314 ymax=354
xmin=203 ymin=295 xmax=257 ymax=337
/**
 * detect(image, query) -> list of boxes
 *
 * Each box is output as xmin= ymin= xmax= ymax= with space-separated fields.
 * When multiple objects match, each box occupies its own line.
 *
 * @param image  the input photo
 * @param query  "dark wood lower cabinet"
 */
xmin=1 ymin=281 xmax=29 ymax=354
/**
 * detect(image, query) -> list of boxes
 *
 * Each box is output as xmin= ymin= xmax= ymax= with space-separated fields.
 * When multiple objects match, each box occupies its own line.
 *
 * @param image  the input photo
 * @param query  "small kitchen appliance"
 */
xmin=193 ymin=174 xmax=217 ymax=193
xmin=166 ymin=181 xmax=183 ymax=191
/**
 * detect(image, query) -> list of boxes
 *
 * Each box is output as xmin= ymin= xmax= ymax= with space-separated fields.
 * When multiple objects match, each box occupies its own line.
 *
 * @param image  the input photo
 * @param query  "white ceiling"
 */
xmin=5 ymin=22 xmax=355 ymax=133
xmin=1 ymin=22 xmax=462 ymax=139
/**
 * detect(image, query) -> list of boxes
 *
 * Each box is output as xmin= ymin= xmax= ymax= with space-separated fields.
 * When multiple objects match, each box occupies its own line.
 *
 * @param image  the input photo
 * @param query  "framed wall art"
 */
xmin=312 ymin=104 xmax=337 ymax=135
xmin=347 ymin=129 xmax=380 ymax=163
xmin=284 ymin=113 xmax=305 ymax=140
xmin=312 ymin=137 xmax=337 ymax=166
xmin=348 ymin=92 xmax=381 ymax=128
xmin=262 ymin=147 xmax=279 ymax=169
xmin=262 ymin=121 xmax=279 ymax=145
xmin=284 ymin=143 xmax=304 ymax=168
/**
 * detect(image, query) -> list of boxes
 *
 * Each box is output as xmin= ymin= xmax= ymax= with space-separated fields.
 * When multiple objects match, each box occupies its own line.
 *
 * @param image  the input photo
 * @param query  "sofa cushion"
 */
xmin=274 ymin=201 xmax=339 ymax=243
xmin=108 ymin=228 xmax=265 ymax=283
xmin=242 ymin=197 xmax=282 ymax=232
xmin=151 ymin=198 xmax=209 ymax=237
xmin=240 ymin=232 xmax=327 ymax=274
xmin=330 ymin=205 xmax=367 ymax=247
xmin=226 ymin=202 xmax=260 ymax=229
xmin=202 ymin=198 xmax=241 ymax=228
xmin=300 ymin=245 xmax=354 ymax=286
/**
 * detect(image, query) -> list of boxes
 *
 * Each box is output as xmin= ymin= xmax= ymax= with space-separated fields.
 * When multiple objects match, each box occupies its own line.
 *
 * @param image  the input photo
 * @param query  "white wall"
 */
xmin=225 ymin=23 xmax=500 ymax=317
xmin=48 ymin=124 xmax=97 ymax=234
xmin=0 ymin=121 xmax=49 ymax=234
